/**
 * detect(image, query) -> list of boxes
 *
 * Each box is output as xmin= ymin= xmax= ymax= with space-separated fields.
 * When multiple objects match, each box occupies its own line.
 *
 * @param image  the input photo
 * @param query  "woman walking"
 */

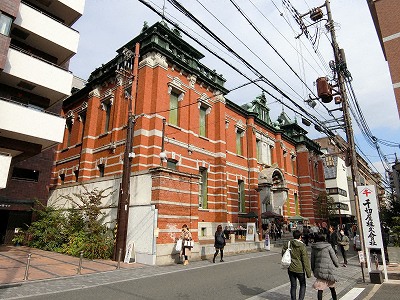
xmin=311 ymin=233 xmax=339 ymax=300
xmin=180 ymin=224 xmax=193 ymax=265
xmin=213 ymin=225 xmax=226 ymax=263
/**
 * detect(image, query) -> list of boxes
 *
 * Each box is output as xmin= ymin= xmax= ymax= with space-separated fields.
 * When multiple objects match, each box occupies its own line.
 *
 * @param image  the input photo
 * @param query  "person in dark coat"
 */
xmin=311 ymin=234 xmax=339 ymax=300
xmin=327 ymin=226 xmax=338 ymax=255
xmin=213 ymin=224 xmax=226 ymax=263
xmin=337 ymin=230 xmax=349 ymax=267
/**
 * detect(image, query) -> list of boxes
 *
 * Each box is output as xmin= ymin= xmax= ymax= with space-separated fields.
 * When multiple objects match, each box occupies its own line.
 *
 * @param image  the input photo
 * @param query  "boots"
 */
xmin=213 ymin=253 xmax=217 ymax=263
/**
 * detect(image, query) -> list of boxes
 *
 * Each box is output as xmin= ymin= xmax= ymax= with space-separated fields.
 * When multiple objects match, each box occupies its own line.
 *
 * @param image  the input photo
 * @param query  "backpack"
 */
xmin=281 ymin=241 xmax=291 ymax=268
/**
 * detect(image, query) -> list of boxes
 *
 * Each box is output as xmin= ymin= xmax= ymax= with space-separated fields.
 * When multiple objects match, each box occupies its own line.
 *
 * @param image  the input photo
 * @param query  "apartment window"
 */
xmin=66 ymin=118 xmax=73 ymax=147
xmin=11 ymin=168 xmax=39 ymax=182
xmin=199 ymin=168 xmax=208 ymax=208
xmin=199 ymin=106 xmax=208 ymax=138
xmin=167 ymin=159 xmax=178 ymax=170
xmin=0 ymin=13 xmax=13 ymax=36
xmin=238 ymin=180 xmax=245 ymax=213
xmin=169 ymin=91 xmax=179 ymax=126
xmin=236 ymin=129 xmax=244 ymax=156
xmin=325 ymin=156 xmax=334 ymax=167
xmin=98 ymin=164 xmax=105 ymax=177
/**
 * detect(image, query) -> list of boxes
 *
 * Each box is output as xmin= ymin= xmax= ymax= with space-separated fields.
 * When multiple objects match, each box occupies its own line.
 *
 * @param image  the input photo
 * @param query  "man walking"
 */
xmin=282 ymin=230 xmax=311 ymax=300
xmin=337 ymin=230 xmax=349 ymax=267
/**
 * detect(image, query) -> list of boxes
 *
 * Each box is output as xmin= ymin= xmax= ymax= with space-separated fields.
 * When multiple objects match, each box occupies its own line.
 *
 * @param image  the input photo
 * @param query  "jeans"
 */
xmin=288 ymin=270 xmax=306 ymax=300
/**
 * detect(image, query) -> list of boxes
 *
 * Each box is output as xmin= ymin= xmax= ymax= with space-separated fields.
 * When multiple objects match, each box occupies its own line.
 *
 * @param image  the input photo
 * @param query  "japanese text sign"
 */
xmin=357 ymin=185 xmax=383 ymax=249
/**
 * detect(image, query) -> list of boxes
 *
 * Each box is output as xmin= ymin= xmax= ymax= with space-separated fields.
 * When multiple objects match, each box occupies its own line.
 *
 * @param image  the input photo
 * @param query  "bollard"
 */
xmin=77 ymin=251 xmax=83 ymax=274
xmin=23 ymin=253 xmax=32 ymax=281
xmin=116 ymin=248 xmax=122 ymax=270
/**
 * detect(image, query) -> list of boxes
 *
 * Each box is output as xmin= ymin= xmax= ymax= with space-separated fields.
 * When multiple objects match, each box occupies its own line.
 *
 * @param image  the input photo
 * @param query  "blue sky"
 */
xmin=69 ymin=0 xmax=399 ymax=180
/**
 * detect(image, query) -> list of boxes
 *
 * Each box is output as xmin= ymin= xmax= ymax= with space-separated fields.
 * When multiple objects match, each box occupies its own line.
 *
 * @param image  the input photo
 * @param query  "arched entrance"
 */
xmin=258 ymin=167 xmax=289 ymax=217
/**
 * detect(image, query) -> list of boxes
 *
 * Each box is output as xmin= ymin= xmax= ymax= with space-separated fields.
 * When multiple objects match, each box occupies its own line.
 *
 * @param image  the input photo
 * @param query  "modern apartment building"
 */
xmin=367 ymin=0 xmax=400 ymax=118
xmin=48 ymin=21 xmax=326 ymax=265
xmin=0 ymin=0 xmax=85 ymax=244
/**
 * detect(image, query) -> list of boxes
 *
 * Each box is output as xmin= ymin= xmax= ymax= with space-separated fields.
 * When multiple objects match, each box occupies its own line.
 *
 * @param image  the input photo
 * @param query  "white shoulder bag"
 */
xmin=281 ymin=241 xmax=291 ymax=268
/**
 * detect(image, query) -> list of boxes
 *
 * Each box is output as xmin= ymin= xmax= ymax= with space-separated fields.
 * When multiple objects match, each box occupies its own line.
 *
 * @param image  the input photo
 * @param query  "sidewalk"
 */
xmin=0 ymin=245 xmax=143 ymax=285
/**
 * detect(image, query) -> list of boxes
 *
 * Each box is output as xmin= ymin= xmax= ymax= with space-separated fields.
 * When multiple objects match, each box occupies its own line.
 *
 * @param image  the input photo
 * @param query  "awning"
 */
xmin=261 ymin=211 xmax=283 ymax=219
xmin=287 ymin=215 xmax=309 ymax=222
xmin=238 ymin=211 xmax=258 ymax=219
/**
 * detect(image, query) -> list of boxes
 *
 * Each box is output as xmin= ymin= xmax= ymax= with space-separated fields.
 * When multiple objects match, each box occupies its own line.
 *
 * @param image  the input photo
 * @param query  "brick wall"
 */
xmin=0 ymin=0 xmax=20 ymax=18
xmin=0 ymin=34 xmax=10 ymax=70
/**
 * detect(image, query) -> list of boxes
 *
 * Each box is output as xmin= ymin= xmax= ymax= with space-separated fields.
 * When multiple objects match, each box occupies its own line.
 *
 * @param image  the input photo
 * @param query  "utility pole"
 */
xmin=324 ymin=0 xmax=365 ymax=255
xmin=114 ymin=43 xmax=140 ymax=260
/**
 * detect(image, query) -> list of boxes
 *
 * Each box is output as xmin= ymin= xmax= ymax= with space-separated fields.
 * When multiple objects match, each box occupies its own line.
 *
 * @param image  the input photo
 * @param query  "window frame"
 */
xmin=0 ymin=13 xmax=13 ymax=37
xmin=238 ymin=180 xmax=245 ymax=213
xmin=199 ymin=167 xmax=208 ymax=208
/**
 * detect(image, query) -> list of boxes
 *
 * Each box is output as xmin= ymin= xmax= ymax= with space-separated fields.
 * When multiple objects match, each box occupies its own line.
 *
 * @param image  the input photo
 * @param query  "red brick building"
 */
xmin=49 ymin=22 xmax=326 ymax=264
xmin=368 ymin=0 xmax=400 ymax=118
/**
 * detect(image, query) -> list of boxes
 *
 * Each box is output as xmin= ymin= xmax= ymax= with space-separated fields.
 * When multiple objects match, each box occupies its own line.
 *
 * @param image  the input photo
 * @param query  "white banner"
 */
xmin=357 ymin=185 xmax=383 ymax=249
xmin=246 ymin=223 xmax=256 ymax=241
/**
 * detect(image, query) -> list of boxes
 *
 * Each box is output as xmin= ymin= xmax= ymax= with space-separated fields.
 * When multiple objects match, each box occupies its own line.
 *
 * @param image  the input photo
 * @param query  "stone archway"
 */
xmin=258 ymin=166 xmax=289 ymax=216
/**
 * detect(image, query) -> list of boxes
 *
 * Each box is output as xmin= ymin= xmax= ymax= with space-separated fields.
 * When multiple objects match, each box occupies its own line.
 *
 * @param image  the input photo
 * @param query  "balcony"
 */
xmin=13 ymin=3 xmax=80 ymax=64
xmin=23 ymin=0 xmax=85 ymax=26
xmin=1 ymin=47 xmax=73 ymax=105
xmin=0 ymin=97 xmax=65 ymax=156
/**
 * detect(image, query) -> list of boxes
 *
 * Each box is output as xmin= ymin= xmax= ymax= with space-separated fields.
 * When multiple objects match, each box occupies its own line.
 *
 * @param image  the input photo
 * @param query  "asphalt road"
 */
xmin=16 ymin=252 xmax=288 ymax=300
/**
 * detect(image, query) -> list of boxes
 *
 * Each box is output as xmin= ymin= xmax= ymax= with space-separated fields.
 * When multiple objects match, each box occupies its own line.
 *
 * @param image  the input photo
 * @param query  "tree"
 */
xmin=380 ymin=194 xmax=400 ymax=246
xmin=315 ymin=191 xmax=335 ymax=225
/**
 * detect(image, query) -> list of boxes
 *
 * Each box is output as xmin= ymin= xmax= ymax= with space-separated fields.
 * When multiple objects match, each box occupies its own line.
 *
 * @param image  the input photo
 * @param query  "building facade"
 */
xmin=49 ymin=22 xmax=326 ymax=265
xmin=0 ymin=0 xmax=85 ymax=244
xmin=368 ymin=0 xmax=400 ymax=118
xmin=315 ymin=135 xmax=385 ymax=224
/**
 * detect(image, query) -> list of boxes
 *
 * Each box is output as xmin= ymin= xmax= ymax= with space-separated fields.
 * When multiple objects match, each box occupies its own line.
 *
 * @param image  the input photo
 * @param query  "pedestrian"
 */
xmin=327 ymin=226 xmax=338 ymax=255
xmin=311 ymin=233 xmax=339 ymax=300
xmin=303 ymin=225 xmax=310 ymax=246
xmin=272 ymin=222 xmax=277 ymax=241
xmin=282 ymin=230 xmax=312 ymax=300
xmin=337 ymin=230 xmax=349 ymax=267
xmin=213 ymin=224 xmax=226 ymax=263
xmin=180 ymin=224 xmax=193 ymax=265
xmin=382 ymin=227 xmax=390 ymax=263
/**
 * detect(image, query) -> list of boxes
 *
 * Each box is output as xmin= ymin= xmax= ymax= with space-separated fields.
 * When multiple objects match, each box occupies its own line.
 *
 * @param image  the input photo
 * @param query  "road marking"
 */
xmin=363 ymin=284 xmax=381 ymax=300
xmin=245 ymin=282 xmax=291 ymax=300
xmin=339 ymin=287 xmax=364 ymax=300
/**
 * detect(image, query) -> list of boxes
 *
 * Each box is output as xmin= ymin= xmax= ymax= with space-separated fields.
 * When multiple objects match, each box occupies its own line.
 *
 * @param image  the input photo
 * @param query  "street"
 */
xmin=0 ymin=248 xmax=369 ymax=300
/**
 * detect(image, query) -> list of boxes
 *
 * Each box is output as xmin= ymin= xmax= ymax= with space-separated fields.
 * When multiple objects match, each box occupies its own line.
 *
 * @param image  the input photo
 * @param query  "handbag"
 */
xmin=183 ymin=240 xmax=194 ymax=247
xmin=281 ymin=241 xmax=291 ymax=268
xmin=175 ymin=238 xmax=182 ymax=252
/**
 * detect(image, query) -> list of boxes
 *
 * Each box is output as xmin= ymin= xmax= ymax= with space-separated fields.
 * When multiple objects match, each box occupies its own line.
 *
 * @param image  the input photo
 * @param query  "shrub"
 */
xmin=27 ymin=186 xmax=115 ymax=259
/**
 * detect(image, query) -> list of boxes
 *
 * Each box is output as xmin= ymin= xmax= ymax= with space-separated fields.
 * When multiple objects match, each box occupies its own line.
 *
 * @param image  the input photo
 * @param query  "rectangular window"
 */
xmin=98 ymin=164 xmax=105 ymax=177
xmin=104 ymin=102 xmax=111 ymax=133
xmin=291 ymin=158 xmax=296 ymax=174
xmin=256 ymin=140 xmax=261 ymax=162
xmin=169 ymin=91 xmax=179 ymax=126
xmin=199 ymin=168 xmax=208 ymax=208
xmin=0 ymin=13 xmax=13 ymax=36
xmin=238 ymin=180 xmax=245 ymax=213
xmin=294 ymin=193 xmax=299 ymax=215
xmin=11 ymin=168 xmax=39 ymax=182
xmin=59 ymin=173 xmax=65 ymax=185
xmin=74 ymin=170 xmax=79 ymax=182
xmin=199 ymin=106 xmax=207 ymax=137
xmin=167 ymin=159 xmax=177 ymax=170
xmin=66 ymin=119 xmax=73 ymax=147
xmin=236 ymin=130 xmax=243 ymax=155
xmin=79 ymin=113 xmax=86 ymax=142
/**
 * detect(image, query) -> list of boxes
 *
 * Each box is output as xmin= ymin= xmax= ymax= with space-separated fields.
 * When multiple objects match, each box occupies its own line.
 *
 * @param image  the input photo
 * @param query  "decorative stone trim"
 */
xmin=88 ymin=87 xmax=101 ymax=98
xmin=139 ymin=51 xmax=168 ymax=69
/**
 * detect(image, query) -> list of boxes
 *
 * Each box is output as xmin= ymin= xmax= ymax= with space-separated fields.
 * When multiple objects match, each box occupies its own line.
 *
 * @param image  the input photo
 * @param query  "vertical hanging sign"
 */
xmin=357 ymin=185 xmax=383 ymax=249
